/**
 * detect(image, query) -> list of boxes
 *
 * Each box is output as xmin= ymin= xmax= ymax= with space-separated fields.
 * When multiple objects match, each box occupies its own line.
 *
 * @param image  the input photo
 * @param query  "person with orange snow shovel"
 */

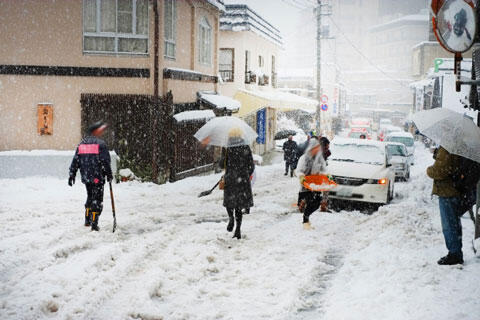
xmin=297 ymin=139 xmax=328 ymax=229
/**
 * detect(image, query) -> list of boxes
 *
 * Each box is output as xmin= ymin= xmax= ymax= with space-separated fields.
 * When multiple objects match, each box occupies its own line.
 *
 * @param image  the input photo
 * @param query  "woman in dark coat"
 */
xmin=219 ymin=129 xmax=255 ymax=239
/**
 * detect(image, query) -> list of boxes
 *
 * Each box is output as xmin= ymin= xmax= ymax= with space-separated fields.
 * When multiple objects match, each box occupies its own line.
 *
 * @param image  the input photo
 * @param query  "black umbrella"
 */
xmin=274 ymin=129 xmax=297 ymax=140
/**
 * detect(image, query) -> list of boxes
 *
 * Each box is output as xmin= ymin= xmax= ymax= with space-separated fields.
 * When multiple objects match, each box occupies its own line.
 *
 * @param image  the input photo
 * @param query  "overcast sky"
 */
xmin=223 ymin=0 xmax=307 ymax=39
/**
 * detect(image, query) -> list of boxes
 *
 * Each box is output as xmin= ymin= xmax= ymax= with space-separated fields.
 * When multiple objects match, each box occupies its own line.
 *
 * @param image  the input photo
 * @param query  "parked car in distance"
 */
xmin=379 ymin=118 xmax=392 ymax=130
xmin=327 ymin=138 xmax=396 ymax=205
xmin=378 ymin=125 xmax=402 ymax=141
xmin=386 ymin=142 xmax=410 ymax=181
xmin=385 ymin=131 xmax=415 ymax=165
xmin=348 ymin=126 xmax=372 ymax=139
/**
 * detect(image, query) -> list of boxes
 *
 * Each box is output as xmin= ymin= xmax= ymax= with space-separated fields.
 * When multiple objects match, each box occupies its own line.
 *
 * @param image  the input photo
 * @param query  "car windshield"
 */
xmin=387 ymin=145 xmax=407 ymax=157
xmin=331 ymin=143 xmax=385 ymax=165
xmin=388 ymin=136 xmax=414 ymax=147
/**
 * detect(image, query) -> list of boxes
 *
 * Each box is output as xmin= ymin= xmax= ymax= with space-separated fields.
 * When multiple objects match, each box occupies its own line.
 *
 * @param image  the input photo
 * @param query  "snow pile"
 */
xmin=173 ymin=110 xmax=216 ymax=123
xmin=306 ymin=183 xmax=337 ymax=192
xmin=118 ymin=168 xmax=137 ymax=181
xmin=277 ymin=116 xmax=302 ymax=132
xmin=198 ymin=92 xmax=241 ymax=112
xmin=252 ymin=153 xmax=263 ymax=165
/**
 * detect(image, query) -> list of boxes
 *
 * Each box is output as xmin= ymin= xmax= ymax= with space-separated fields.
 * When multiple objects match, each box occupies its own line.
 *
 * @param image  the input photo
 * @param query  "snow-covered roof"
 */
xmin=198 ymin=92 xmax=241 ymax=112
xmin=369 ymin=13 xmax=429 ymax=32
xmin=174 ymin=110 xmax=216 ymax=123
xmin=220 ymin=4 xmax=282 ymax=47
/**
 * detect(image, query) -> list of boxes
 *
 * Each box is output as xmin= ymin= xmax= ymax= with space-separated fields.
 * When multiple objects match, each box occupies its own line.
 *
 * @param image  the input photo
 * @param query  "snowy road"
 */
xmin=1 ymin=144 xmax=479 ymax=320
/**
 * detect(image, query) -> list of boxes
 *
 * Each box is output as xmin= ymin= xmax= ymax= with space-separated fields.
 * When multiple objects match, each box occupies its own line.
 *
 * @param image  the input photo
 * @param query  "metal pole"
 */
xmin=316 ymin=0 xmax=322 ymax=136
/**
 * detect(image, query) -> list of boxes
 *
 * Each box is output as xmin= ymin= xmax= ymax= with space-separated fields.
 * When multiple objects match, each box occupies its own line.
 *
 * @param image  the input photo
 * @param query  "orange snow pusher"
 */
xmin=302 ymin=174 xmax=337 ymax=192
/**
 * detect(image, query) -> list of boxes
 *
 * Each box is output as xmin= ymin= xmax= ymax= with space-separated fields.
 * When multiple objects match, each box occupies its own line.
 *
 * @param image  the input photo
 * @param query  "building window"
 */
xmin=198 ymin=17 xmax=212 ymax=65
xmin=219 ymin=48 xmax=234 ymax=82
xmin=245 ymin=50 xmax=252 ymax=84
xmin=83 ymin=0 xmax=148 ymax=54
xmin=164 ymin=0 xmax=176 ymax=59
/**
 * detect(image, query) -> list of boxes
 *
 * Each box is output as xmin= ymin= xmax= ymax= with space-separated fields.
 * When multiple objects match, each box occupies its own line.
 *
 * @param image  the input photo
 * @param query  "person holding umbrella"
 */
xmin=413 ymin=108 xmax=480 ymax=264
xmin=69 ymin=121 xmax=113 ymax=231
xmin=194 ymin=117 xmax=257 ymax=239
xmin=218 ymin=128 xmax=255 ymax=239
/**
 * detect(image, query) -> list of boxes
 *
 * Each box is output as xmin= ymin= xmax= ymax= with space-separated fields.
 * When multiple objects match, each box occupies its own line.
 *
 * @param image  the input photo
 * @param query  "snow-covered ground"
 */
xmin=1 ymin=143 xmax=479 ymax=320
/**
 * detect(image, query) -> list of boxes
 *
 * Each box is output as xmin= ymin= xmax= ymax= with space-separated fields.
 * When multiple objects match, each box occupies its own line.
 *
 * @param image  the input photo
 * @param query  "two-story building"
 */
xmin=0 ymin=0 xmax=230 ymax=182
xmin=218 ymin=4 xmax=320 ymax=153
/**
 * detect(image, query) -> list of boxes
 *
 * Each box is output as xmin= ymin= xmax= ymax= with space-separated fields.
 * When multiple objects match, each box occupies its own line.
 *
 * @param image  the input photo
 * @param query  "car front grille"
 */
xmin=332 ymin=175 xmax=368 ymax=186
xmin=329 ymin=191 xmax=364 ymax=199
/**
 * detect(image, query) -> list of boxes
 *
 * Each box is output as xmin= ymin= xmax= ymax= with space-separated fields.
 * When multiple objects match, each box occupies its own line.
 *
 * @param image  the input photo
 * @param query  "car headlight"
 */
xmin=366 ymin=178 xmax=388 ymax=185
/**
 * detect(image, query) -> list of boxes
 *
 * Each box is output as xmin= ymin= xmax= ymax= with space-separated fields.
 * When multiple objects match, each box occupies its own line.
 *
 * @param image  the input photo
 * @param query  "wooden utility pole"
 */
xmin=316 ymin=0 xmax=322 ymax=135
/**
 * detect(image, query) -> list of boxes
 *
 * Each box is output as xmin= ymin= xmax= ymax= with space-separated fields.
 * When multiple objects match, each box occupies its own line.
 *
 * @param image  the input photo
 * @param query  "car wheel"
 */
xmin=387 ymin=183 xmax=394 ymax=203
xmin=405 ymin=170 xmax=410 ymax=181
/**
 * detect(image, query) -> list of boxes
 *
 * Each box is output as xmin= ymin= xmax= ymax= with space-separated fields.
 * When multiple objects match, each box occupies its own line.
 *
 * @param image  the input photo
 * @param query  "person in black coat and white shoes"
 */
xmin=219 ymin=128 xmax=255 ymax=239
xmin=69 ymin=121 xmax=113 ymax=231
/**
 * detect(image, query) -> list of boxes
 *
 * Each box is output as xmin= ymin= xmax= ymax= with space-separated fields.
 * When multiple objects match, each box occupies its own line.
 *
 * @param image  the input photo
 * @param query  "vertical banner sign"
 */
xmin=256 ymin=108 xmax=266 ymax=144
xmin=37 ymin=104 xmax=53 ymax=135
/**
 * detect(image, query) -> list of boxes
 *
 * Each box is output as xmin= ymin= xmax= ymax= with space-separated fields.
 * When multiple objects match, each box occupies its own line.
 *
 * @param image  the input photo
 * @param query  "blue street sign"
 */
xmin=256 ymin=108 xmax=266 ymax=144
xmin=321 ymin=104 xmax=328 ymax=111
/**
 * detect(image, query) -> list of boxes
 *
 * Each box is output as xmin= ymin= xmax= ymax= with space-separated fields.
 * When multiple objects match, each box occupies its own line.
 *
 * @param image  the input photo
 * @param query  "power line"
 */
xmin=327 ymin=15 xmax=410 ymax=88
xmin=280 ymin=0 xmax=307 ymax=10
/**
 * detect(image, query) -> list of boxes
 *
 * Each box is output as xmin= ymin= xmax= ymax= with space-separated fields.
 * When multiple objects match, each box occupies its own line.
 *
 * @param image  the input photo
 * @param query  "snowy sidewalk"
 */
xmin=0 ymin=145 xmax=479 ymax=320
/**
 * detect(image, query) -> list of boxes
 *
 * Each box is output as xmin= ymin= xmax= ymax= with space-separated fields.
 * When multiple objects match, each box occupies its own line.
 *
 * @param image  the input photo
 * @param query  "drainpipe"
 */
xmin=152 ymin=0 xmax=159 ymax=182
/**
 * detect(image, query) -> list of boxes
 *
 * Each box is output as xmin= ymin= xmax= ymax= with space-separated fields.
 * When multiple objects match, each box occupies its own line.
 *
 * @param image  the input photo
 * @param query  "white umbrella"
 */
xmin=194 ymin=116 xmax=257 ymax=147
xmin=412 ymin=108 xmax=480 ymax=163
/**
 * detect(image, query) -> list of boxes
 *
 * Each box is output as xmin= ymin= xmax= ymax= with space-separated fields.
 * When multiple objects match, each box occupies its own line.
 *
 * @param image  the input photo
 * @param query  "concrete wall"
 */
xmin=0 ymin=151 xmax=119 ymax=179
xmin=0 ymin=0 xmax=220 ymax=151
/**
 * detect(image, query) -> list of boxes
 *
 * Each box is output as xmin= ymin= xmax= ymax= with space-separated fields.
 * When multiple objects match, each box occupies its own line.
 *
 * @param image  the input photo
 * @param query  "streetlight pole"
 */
xmin=316 ymin=0 xmax=322 ymax=136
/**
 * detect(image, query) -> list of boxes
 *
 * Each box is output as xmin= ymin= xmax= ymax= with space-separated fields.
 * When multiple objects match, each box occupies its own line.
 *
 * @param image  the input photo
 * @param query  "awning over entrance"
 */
xmin=233 ymin=89 xmax=319 ymax=116
xmin=197 ymin=91 xmax=241 ymax=113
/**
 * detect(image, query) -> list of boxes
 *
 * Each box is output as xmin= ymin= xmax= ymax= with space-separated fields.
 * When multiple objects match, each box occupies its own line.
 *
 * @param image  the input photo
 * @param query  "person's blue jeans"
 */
xmin=438 ymin=196 xmax=463 ymax=259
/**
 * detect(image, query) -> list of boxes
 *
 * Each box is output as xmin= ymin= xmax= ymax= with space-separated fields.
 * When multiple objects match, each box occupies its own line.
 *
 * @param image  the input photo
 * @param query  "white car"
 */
xmin=327 ymin=138 xmax=396 ymax=205
xmin=386 ymin=142 xmax=410 ymax=181
xmin=385 ymin=132 xmax=415 ymax=165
